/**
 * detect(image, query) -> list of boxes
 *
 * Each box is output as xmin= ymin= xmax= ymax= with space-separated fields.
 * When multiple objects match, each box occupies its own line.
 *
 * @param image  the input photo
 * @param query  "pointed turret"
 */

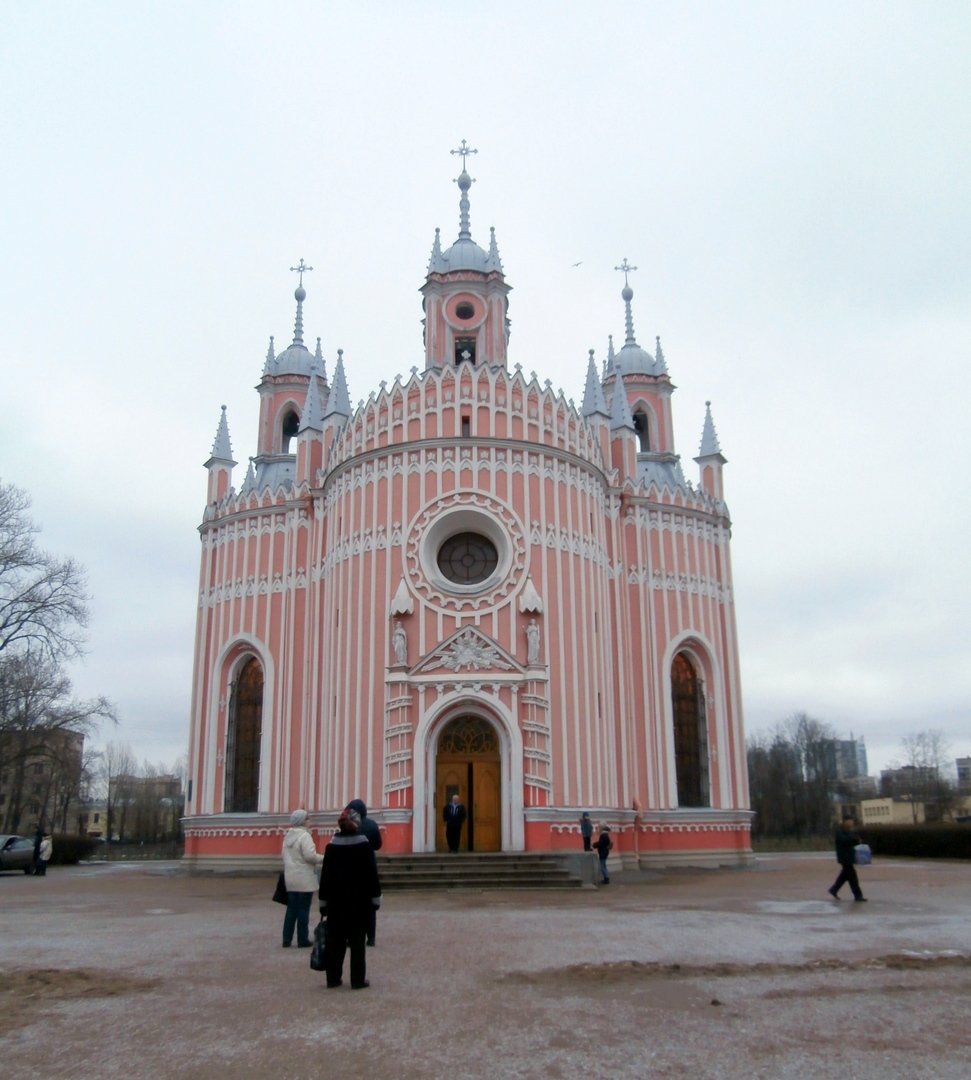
xmin=610 ymin=382 xmax=635 ymax=432
xmin=263 ymin=336 xmax=276 ymax=375
xmin=581 ymin=350 xmax=609 ymax=418
xmin=324 ymin=349 xmax=351 ymax=421
xmin=655 ymin=335 xmax=668 ymax=375
xmin=314 ymin=337 xmax=327 ymax=384
xmin=299 ymin=372 xmax=325 ymax=433
xmin=204 ymin=405 xmax=236 ymax=503
xmin=240 ymin=460 xmax=257 ymax=495
xmin=695 ymin=400 xmax=727 ymax=501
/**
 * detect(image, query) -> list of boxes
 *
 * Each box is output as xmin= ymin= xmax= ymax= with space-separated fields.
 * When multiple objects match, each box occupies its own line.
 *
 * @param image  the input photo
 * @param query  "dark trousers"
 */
xmin=34 ymin=860 xmax=48 ymax=877
xmin=582 ymin=836 xmax=592 ymax=852
xmin=831 ymin=861 xmax=863 ymax=899
xmin=325 ymin=910 xmax=368 ymax=987
xmin=366 ymin=904 xmax=377 ymax=945
xmin=446 ymin=826 xmax=462 ymax=852
xmin=283 ymin=891 xmax=313 ymax=945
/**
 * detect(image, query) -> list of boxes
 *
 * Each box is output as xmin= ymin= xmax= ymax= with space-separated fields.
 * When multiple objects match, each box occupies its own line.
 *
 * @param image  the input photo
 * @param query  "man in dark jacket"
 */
xmin=346 ymin=799 xmax=381 ymax=946
xmin=443 ymin=793 xmax=467 ymax=853
xmin=319 ymin=808 xmax=382 ymax=989
xmin=829 ymin=816 xmax=866 ymax=901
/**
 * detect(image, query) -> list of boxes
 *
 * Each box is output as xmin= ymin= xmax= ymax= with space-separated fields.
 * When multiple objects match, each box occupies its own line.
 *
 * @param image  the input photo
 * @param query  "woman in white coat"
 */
xmin=281 ymin=809 xmax=322 ymax=948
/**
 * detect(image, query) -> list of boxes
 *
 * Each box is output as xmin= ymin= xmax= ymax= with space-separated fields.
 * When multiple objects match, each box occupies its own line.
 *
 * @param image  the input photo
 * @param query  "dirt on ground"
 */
xmin=1 ymin=853 xmax=970 ymax=1079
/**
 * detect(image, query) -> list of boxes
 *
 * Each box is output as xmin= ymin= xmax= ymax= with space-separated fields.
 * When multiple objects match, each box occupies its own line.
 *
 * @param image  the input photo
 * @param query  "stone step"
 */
xmin=375 ymin=853 xmax=585 ymax=890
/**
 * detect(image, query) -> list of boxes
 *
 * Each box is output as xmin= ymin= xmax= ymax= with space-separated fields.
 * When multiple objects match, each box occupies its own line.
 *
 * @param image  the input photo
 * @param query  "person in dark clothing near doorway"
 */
xmin=345 ymin=799 xmax=381 ymax=946
xmin=443 ymin=793 xmax=467 ymax=853
xmin=319 ymin=808 xmax=381 ymax=989
xmin=594 ymin=825 xmax=612 ymax=884
xmin=580 ymin=812 xmax=593 ymax=851
xmin=829 ymin=816 xmax=867 ymax=901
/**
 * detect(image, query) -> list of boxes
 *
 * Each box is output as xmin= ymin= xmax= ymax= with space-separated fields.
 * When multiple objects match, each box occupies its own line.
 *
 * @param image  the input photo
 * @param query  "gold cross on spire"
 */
xmin=289 ymin=258 xmax=314 ymax=286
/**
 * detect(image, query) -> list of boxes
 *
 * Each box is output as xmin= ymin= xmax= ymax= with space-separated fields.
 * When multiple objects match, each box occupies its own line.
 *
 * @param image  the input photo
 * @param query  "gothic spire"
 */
xmin=299 ymin=372 xmax=325 ymax=433
xmin=698 ymin=401 xmax=723 ymax=458
xmin=209 ymin=405 xmax=235 ymax=462
xmin=314 ymin=337 xmax=327 ymax=383
xmin=324 ymin=348 xmax=351 ymax=420
xmin=262 ymin=335 xmax=276 ymax=375
xmin=609 ymin=382 xmax=635 ymax=432
xmin=581 ymin=349 xmax=609 ymax=417
xmin=655 ymin=335 xmax=668 ymax=375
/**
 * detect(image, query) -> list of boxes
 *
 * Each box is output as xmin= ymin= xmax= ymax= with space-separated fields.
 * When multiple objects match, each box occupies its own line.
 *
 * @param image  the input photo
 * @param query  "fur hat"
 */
xmin=290 ymin=809 xmax=309 ymax=827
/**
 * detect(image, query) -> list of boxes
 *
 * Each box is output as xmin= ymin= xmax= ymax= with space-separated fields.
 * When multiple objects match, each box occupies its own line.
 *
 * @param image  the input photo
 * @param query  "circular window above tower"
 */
xmin=437 ymin=532 xmax=499 ymax=585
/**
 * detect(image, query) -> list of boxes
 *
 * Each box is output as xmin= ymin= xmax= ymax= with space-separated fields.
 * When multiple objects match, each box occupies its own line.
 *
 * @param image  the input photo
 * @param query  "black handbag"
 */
xmin=272 ymin=872 xmax=288 ymax=905
xmin=309 ymin=919 xmax=328 ymax=971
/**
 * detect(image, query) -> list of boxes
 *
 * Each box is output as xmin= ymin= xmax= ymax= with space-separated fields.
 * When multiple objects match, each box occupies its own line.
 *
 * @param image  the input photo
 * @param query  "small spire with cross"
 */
xmin=290 ymin=258 xmax=314 ymax=287
xmin=615 ymin=258 xmax=640 ymax=345
xmin=450 ymin=140 xmax=478 ymax=240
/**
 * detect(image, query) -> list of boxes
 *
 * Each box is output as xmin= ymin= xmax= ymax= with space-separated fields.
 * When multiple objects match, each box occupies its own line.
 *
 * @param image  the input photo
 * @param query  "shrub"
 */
xmin=863 ymin=824 xmax=971 ymax=860
xmin=50 ymin=834 xmax=99 ymax=865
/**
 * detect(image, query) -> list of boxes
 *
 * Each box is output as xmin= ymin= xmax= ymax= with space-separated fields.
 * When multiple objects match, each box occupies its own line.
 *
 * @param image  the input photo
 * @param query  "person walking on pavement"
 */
xmin=594 ymin=825 xmax=612 ymax=885
xmin=829 ymin=815 xmax=867 ymax=902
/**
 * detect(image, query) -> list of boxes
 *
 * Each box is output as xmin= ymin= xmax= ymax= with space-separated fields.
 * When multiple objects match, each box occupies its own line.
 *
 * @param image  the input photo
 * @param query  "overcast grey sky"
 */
xmin=2 ymin=2 xmax=968 ymax=778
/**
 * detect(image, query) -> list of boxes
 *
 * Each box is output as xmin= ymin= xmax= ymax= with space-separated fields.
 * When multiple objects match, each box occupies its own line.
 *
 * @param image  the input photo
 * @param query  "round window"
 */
xmin=455 ymin=301 xmax=475 ymax=320
xmin=437 ymin=532 xmax=499 ymax=585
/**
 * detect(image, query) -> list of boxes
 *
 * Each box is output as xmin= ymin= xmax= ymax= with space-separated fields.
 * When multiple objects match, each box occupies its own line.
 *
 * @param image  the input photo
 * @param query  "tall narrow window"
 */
xmin=672 ymin=652 xmax=710 ymax=807
xmin=461 ymin=414 xmax=471 ymax=438
xmin=632 ymin=410 xmax=651 ymax=452
xmin=281 ymin=410 xmax=300 ymax=453
xmin=225 ymin=658 xmax=263 ymax=813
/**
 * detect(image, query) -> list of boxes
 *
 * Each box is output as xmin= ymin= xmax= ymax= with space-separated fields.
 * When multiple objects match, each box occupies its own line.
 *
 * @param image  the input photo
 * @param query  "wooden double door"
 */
xmin=435 ymin=716 xmax=501 ymax=853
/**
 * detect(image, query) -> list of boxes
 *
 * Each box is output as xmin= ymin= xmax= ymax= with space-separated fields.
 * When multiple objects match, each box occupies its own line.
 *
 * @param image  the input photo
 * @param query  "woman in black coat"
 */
xmin=319 ymin=808 xmax=382 ymax=989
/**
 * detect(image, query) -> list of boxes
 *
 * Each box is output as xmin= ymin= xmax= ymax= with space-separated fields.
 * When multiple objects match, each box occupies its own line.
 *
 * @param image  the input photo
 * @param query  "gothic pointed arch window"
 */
xmin=281 ymin=409 xmax=300 ymax=453
xmin=671 ymin=652 xmax=710 ymax=807
xmin=632 ymin=409 xmax=651 ymax=452
xmin=225 ymin=657 xmax=263 ymax=813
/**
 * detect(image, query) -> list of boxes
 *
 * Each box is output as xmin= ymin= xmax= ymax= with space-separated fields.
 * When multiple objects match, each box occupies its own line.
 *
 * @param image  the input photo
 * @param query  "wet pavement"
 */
xmin=1 ymin=852 xmax=969 ymax=1078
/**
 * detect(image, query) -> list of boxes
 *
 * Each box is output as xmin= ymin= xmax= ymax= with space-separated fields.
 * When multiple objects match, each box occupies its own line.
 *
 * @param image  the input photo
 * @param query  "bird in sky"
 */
xmin=571 ymin=261 xmax=582 ymax=267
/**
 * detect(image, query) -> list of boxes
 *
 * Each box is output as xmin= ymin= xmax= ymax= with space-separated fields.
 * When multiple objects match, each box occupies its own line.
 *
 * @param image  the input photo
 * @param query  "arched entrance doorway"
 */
xmin=671 ymin=651 xmax=710 ymax=807
xmin=225 ymin=657 xmax=263 ymax=813
xmin=435 ymin=715 xmax=501 ymax=852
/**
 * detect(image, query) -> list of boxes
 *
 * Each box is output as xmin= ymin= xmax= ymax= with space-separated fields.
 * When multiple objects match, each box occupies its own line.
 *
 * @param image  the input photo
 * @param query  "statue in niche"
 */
xmin=393 ymin=620 xmax=407 ymax=666
xmin=526 ymin=618 xmax=541 ymax=665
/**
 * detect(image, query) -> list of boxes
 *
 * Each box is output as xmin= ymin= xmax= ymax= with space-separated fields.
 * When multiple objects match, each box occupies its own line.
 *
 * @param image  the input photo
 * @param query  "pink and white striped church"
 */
xmin=184 ymin=147 xmax=752 ymax=869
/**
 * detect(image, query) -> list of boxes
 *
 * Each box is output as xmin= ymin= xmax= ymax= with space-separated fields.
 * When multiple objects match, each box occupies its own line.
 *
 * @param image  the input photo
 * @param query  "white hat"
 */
xmin=290 ymin=809 xmax=308 ymax=826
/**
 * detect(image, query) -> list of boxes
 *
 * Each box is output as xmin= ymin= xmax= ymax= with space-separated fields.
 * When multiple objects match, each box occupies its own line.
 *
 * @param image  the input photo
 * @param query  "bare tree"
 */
xmin=100 ymin=741 xmax=137 ymax=841
xmin=0 ymin=653 xmax=116 ymax=832
xmin=0 ymin=481 xmax=89 ymax=664
xmin=890 ymin=729 xmax=956 ymax=822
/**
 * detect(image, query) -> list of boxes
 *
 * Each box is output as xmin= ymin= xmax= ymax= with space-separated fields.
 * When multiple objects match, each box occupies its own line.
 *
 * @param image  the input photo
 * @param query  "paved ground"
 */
xmin=1 ymin=853 xmax=969 ymax=1079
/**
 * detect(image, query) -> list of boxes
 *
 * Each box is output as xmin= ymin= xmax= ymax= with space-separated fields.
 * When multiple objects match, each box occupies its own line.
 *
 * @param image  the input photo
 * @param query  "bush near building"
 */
xmin=864 ymin=824 xmax=971 ymax=860
xmin=48 ymin=834 xmax=98 ymax=865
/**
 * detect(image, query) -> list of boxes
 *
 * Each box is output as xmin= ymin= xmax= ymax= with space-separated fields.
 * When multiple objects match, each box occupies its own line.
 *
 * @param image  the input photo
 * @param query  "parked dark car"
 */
xmin=0 ymin=835 xmax=35 ymax=874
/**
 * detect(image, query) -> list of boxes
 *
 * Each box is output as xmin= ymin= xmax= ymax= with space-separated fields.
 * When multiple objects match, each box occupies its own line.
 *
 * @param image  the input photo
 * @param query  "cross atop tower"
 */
xmin=450 ymin=139 xmax=478 ymax=170
xmin=289 ymin=258 xmax=314 ymax=286
xmin=614 ymin=258 xmax=638 ymax=287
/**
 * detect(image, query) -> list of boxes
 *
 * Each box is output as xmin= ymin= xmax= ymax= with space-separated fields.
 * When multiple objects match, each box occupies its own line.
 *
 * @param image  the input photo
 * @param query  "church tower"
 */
xmin=184 ymin=145 xmax=751 ymax=870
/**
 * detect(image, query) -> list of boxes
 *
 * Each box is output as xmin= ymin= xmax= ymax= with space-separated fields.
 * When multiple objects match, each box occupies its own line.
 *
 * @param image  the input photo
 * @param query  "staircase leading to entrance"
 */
xmin=376 ymin=852 xmax=585 ymax=890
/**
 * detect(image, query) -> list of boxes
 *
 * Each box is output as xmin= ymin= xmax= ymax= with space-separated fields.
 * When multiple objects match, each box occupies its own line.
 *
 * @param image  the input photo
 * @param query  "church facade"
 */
xmin=184 ymin=151 xmax=752 ymax=868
